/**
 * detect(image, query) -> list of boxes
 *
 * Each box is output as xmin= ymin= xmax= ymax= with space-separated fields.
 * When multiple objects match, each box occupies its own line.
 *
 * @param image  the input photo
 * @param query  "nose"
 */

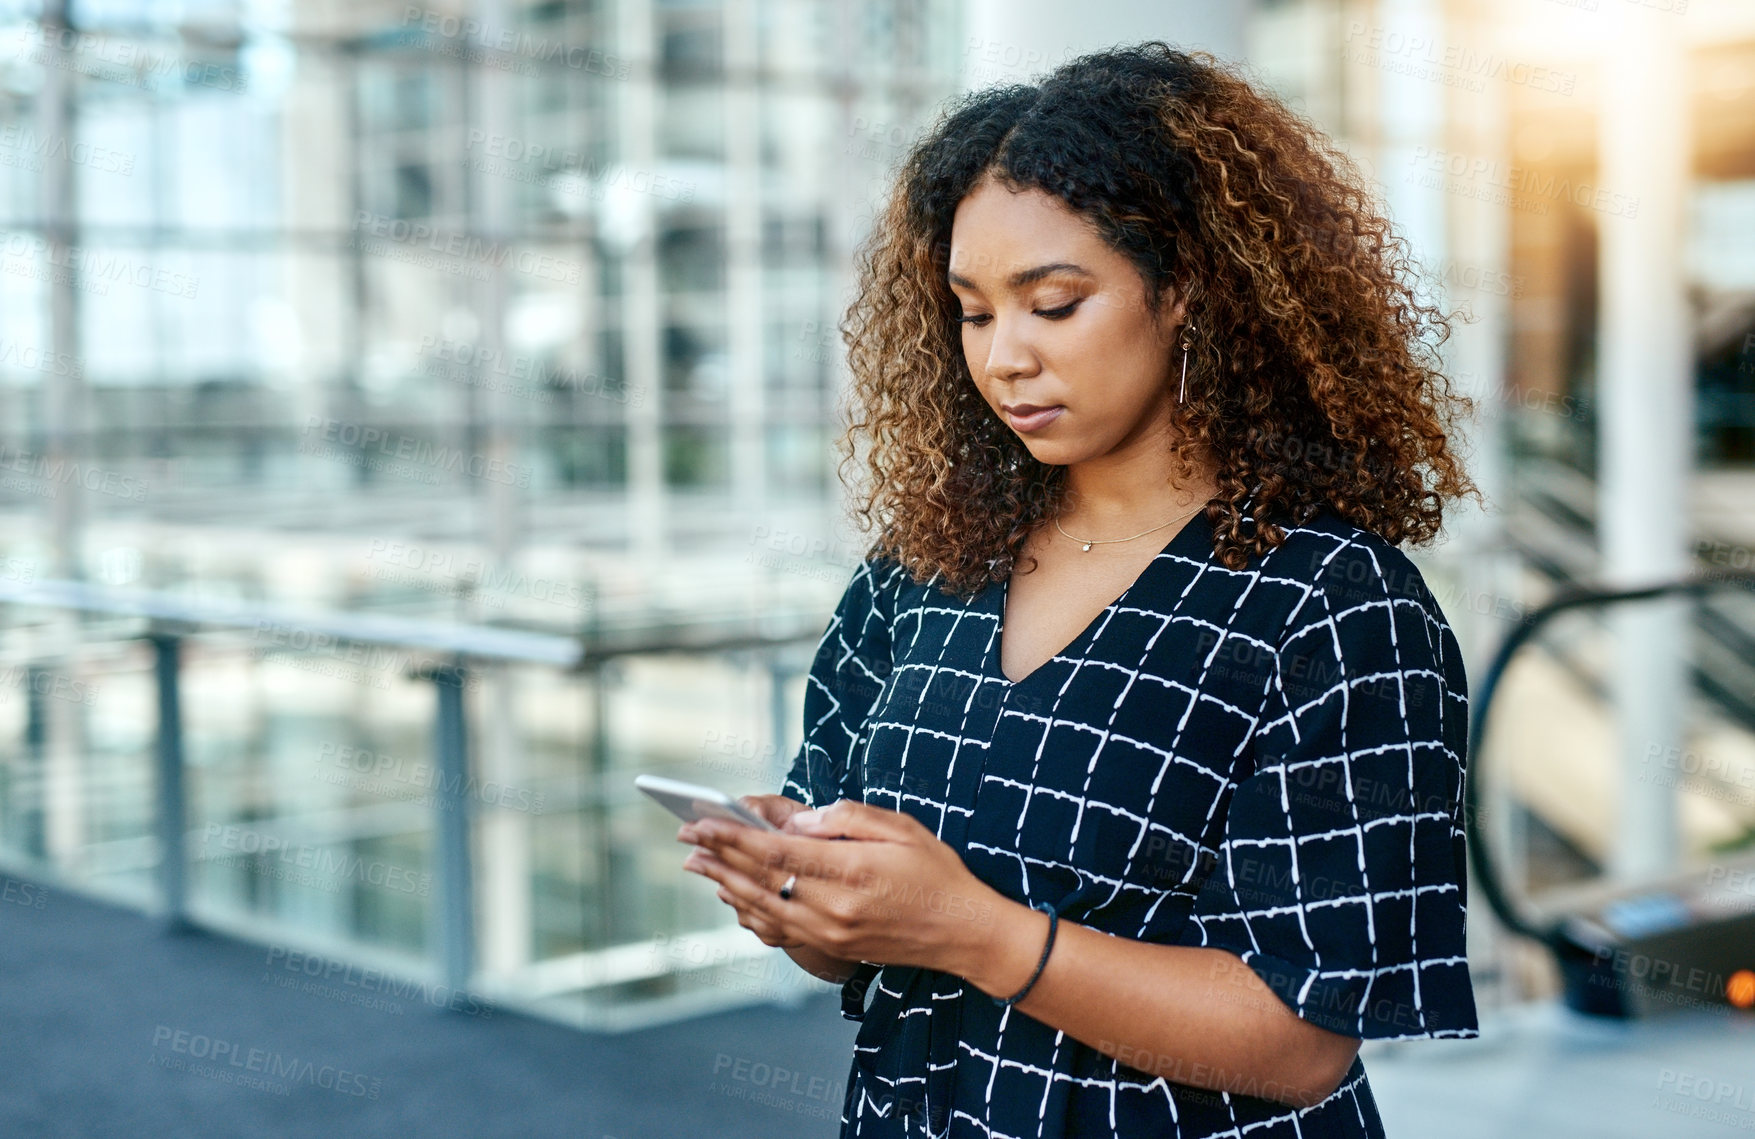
xmin=980 ymin=312 xmax=1039 ymax=383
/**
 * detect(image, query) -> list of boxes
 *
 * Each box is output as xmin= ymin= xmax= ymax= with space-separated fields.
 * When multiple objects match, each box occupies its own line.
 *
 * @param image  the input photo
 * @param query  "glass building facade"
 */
xmin=0 ymin=0 xmax=965 ymax=1028
xmin=3 ymin=0 xmax=1752 ymax=1035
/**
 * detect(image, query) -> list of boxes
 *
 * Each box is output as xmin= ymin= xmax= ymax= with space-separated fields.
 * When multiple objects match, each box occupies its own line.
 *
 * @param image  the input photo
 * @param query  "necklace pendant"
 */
xmin=1081 ymin=542 xmax=1092 ymax=552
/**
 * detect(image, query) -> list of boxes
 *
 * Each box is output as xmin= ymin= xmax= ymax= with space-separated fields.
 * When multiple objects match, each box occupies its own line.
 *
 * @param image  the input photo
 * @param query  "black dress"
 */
xmin=778 ymin=506 xmax=1478 ymax=1138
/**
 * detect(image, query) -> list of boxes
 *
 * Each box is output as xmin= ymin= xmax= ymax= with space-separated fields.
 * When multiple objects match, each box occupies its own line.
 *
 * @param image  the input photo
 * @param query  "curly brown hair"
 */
xmin=834 ymin=42 xmax=1478 ymax=599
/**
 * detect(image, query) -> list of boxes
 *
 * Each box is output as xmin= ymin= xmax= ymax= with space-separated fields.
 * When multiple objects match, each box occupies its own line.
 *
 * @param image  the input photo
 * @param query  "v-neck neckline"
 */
xmin=988 ymin=509 xmax=1212 ymax=689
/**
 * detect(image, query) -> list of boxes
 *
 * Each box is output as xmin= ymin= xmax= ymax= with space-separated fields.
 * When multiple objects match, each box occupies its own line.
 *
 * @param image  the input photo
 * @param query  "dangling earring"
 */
xmin=1178 ymin=321 xmax=1195 ymax=403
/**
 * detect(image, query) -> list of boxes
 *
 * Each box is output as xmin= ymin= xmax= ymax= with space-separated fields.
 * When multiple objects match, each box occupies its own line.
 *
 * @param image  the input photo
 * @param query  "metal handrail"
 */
xmin=0 ymin=575 xmax=823 ymax=1005
xmin=1465 ymin=571 xmax=1755 ymax=949
xmin=0 ymin=577 xmax=586 ymax=666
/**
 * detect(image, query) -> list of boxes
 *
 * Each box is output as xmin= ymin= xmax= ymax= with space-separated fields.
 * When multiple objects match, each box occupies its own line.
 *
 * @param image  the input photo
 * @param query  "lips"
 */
xmin=1002 ymin=403 xmax=1065 ymax=432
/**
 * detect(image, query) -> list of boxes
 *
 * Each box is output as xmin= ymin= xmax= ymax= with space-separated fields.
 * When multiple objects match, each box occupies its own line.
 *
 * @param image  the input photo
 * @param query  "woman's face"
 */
xmin=948 ymin=174 xmax=1185 ymax=468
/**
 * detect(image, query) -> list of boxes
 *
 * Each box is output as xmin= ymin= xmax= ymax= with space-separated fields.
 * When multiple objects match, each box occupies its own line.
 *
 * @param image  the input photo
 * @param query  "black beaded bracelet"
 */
xmin=993 ymin=901 xmax=1058 ymax=1007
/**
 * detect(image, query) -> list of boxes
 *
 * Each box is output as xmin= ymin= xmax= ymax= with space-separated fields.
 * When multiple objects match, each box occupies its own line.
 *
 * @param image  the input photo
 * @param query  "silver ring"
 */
xmin=778 ymin=874 xmax=797 ymax=900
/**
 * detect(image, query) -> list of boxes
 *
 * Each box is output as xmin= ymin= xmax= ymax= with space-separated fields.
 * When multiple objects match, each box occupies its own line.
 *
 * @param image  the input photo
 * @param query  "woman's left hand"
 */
xmin=678 ymin=799 xmax=1008 ymax=975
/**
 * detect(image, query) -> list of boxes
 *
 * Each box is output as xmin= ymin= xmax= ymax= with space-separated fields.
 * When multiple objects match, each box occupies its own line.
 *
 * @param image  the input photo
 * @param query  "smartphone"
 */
xmin=635 ymin=773 xmax=778 ymax=832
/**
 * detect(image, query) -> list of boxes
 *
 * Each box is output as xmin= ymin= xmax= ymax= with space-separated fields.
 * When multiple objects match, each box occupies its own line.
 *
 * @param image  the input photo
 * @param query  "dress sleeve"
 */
xmin=1177 ymin=538 xmax=1478 ymax=1040
xmin=778 ymin=556 xmax=896 ymax=809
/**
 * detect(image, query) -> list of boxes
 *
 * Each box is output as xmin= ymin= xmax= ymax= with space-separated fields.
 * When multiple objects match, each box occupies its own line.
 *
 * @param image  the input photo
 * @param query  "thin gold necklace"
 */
xmin=1053 ymin=502 xmax=1204 ymax=552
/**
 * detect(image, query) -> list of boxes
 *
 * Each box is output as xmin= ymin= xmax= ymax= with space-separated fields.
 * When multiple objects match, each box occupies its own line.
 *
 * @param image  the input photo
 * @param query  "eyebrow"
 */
xmin=946 ymin=262 xmax=1093 ymax=291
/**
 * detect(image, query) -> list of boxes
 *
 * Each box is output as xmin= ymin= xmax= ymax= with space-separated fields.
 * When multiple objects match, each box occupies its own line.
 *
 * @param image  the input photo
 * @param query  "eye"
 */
xmin=956 ymin=313 xmax=991 ymax=328
xmin=1034 ymin=298 xmax=1082 ymax=320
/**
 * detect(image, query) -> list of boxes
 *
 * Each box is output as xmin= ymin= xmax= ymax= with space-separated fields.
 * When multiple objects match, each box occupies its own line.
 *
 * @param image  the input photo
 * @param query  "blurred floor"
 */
xmin=0 ymin=881 xmax=858 ymax=1138
xmin=2 ymin=879 xmax=1750 ymax=1137
xmin=1365 ymin=1000 xmax=1755 ymax=1138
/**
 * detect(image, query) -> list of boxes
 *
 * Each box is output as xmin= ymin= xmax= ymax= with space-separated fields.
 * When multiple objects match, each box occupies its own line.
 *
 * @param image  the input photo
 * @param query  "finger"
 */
xmin=684 ymin=849 xmax=780 ymax=901
xmin=690 ymin=820 xmax=848 ymax=882
xmin=702 ymin=840 xmax=792 ymax=891
xmin=721 ymin=833 xmax=864 ymax=899
xmin=730 ymin=901 xmax=801 ymax=948
xmin=712 ymin=857 xmax=792 ymax=931
xmin=789 ymin=798 xmax=922 ymax=842
xmin=686 ymin=847 xmax=815 ymax=918
xmin=736 ymin=794 xmax=803 ymax=829
xmin=695 ymin=856 xmax=796 ymax=938
xmin=690 ymin=844 xmax=844 ymax=952
xmin=710 ymin=880 xmax=796 ymax=947
xmin=722 ymin=869 xmax=860 ymax=960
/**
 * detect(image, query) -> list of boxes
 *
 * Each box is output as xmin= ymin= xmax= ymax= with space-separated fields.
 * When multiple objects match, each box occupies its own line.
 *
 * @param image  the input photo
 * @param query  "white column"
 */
xmin=1445 ymin=0 xmax=1517 ymax=1005
xmin=37 ymin=0 xmax=87 ymax=867
xmin=470 ymin=0 xmax=520 ymax=573
xmin=1441 ymin=1 xmax=1512 ymax=674
xmin=725 ymin=0 xmax=766 ymax=515
xmin=1597 ymin=9 xmax=1691 ymax=880
xmin=469 ymin=0 xmax=530 ymax=979
xmin=619 ymin=0 xmax=665 ymax=566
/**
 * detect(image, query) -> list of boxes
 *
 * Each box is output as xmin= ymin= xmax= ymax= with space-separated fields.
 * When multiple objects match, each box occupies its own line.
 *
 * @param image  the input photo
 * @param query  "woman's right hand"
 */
xmin=718 ymin=793 xmax=864 ymax=983
xmin=736 ymin=793 xmax=815 ymax=833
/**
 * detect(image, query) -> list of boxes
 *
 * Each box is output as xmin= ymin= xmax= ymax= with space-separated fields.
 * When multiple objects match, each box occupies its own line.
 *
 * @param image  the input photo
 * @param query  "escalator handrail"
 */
xmin=1465 ymin=571 xmax=1755 ymax=946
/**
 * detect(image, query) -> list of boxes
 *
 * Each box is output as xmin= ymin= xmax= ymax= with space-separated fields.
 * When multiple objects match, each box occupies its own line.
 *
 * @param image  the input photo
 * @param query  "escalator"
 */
xmin=1469 ymin=457 xmax=1755 ymax=1016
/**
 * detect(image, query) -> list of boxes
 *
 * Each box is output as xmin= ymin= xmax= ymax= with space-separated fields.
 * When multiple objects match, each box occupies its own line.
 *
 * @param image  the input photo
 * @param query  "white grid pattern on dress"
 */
xmin=782 ymin=512 xmax=1477 ymax=1139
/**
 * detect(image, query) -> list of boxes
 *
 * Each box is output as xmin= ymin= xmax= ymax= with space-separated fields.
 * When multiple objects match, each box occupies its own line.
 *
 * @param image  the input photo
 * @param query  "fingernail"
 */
xmin=793 ymin=810 xmax=821 ymax=829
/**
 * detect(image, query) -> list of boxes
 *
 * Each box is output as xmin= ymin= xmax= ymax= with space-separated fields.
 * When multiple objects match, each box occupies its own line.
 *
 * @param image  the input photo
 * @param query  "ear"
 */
xmin=1152 ymin=282 xmax=1189 ymax=340
xmin=1166 ymin=285 xmax=1188 ymax=327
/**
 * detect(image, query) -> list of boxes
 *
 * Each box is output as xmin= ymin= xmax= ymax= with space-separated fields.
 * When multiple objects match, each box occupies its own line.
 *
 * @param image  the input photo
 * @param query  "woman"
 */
xmin=678 ymin=42 xmax=1480 ymax=1138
